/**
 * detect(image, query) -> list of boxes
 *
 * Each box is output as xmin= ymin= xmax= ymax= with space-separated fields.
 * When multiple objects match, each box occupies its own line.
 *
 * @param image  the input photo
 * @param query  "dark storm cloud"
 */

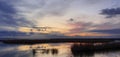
xmin=90 ymin=29 xmax=120 ymax=34
xmin=100 ymin=7 xmax=120 ymax=18
xmin=0 ymin=0 xmax=16 ymax=26
xmin=0 ymin=1 xmax=34 ymax=31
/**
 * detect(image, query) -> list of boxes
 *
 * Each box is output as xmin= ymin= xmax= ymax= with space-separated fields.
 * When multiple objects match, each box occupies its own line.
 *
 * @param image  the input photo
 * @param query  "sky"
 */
xmin=0 ymin=0 xmax=120 ymax=38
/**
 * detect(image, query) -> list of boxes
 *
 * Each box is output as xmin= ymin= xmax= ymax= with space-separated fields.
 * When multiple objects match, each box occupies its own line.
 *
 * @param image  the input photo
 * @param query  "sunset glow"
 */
xmin=0 ymin=0 xmax=120 ymax=38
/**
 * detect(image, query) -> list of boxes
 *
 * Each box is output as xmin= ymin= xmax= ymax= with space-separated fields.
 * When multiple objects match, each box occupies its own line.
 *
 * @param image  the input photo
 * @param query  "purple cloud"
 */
xmin=100 ymin=7 xmax=120 ymax=18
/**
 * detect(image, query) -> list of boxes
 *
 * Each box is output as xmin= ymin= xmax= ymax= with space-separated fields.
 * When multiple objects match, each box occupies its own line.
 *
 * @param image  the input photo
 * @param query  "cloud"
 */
xmin=13 ymin=0 xmax=74 ymax=21
xmin=67 ymin=18 xmax=94 ymax=33
xmin=93 ymin=22 xmax=120 ymax=30
xmin=0 ymin=0 xmax=76 ymax=28
xmin=100 ymin=7 xmax=120 ymax=18
xmin=0 ymin=1 xmax=17 ymax=26
xmin=0 ymin=0 xmax=35 ymax=31
xmin=90 ymin=29 xmax=120 ymax=34
xmin=66 ymin=18 xmax=120 ymax=37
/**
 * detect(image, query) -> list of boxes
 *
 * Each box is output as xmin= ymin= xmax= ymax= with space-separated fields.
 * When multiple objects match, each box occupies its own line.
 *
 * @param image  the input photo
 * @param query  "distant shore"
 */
xmin=0 ymin=38 xmax=120 ymax=44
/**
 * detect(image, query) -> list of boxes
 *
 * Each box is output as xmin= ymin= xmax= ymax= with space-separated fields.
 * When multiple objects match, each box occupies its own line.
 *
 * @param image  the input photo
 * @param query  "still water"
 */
xmin=0 ymin=43 xmax=120 ymax=57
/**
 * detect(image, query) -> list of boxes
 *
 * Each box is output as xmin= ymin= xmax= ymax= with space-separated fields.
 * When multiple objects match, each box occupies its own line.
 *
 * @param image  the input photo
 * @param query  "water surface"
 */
xmin=0 ymin=43 xmax=120 ymax=57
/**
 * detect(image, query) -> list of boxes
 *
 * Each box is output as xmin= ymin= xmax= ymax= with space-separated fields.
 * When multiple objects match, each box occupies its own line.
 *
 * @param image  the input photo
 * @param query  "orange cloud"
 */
xmin=65 ymin=32 xmax=111 ymax=37
xmin=18 ymin=27 xmax=69 ymax=34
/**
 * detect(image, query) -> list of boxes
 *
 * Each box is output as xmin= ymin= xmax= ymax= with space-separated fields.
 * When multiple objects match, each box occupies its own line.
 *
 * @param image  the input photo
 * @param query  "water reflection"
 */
xmin=31 ymin=44 xmax=73 ymax=57
xmin=0 ymin=43 xmax=120 ymax=57
xmin=33 ymin=48 xmax=58 ymax=56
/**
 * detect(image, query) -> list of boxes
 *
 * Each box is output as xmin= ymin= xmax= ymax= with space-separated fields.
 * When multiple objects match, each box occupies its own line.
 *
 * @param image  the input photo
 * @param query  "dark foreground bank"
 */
xmin=71 ymin=41 xmax=120 ymax=55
